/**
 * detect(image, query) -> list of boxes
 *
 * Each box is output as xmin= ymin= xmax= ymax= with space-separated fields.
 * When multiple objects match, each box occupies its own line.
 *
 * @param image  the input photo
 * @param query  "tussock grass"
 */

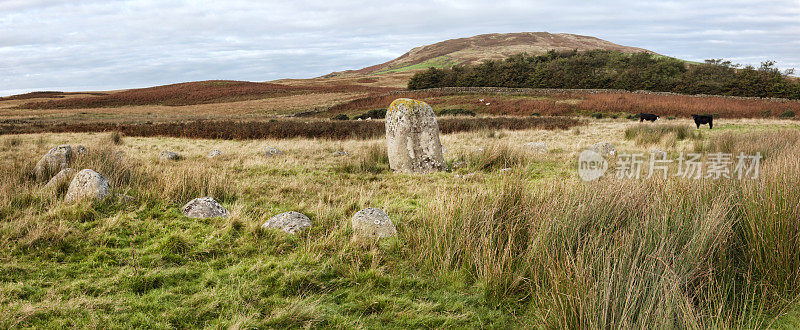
xmin=333 ymin=142 xmax=390 ymax=174
xmin=458 ymin=144 xmax=528 ymax=171
xmin=624 ymin=123 xmax=701 ymax=146
xmin=108 ymin=131 xmax=124 ymax=145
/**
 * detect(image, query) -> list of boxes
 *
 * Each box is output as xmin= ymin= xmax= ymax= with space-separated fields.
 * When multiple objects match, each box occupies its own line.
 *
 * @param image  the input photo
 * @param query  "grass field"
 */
xmin=2 ymin=119 xmax=799 ymax=327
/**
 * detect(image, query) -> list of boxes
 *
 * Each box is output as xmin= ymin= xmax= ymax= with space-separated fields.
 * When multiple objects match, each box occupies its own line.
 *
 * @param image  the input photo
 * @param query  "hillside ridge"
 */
xmin=325 ymin=32 xmax=655 ymax=77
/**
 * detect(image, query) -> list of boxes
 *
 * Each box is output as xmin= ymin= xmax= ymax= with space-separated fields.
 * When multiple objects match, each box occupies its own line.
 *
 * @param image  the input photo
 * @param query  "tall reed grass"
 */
xmin=407 ymin=131 xmax=800 ymax=327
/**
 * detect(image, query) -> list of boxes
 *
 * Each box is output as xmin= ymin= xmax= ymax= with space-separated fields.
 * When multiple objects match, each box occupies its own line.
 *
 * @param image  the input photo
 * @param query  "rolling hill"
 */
xmin=325 ymin=32 xmax=656 ymax=77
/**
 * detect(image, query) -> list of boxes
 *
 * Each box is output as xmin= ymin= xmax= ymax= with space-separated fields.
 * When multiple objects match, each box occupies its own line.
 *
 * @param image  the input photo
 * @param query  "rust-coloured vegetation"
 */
xmin=0 ymin=117 xmax=581 ymax=140
xmin=328 ymin=91 xmax=446 ymax=114
xmin=17 ymin=81 xmax=398 ymax=109
xmin=330 ymin=90 xmax=800 ymax=118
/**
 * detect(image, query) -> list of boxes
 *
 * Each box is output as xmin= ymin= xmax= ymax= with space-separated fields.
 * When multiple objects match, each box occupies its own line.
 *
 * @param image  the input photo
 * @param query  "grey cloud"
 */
xmin=1 ymin=0 xmax=799 ymax=96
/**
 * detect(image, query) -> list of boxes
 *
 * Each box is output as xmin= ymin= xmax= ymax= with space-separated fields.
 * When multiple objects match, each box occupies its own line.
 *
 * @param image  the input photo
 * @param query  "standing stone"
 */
xmin=208 ymin=149 xmax=222 ymax=158
xmin=523 ymin=142 xmax=548 ymax=154
xmin=45 ymin=167 xmax=76 ymax=189
xmin=35 ymin=145 xmax=72 ymax=181
xmin=351 ymin=208 xmax=397 ymax=239
xmin=65 ymin=169 xmax=111 ymax=203
xmin=385 ymin=98 xmax=446 ymax=173
xmin=182 ymin=197 xmax=229 ymax=219
xmin=263 ymin=147 xmax=283 ymax=157
xmin=590 ymin=142 xmax=617 ymax=156
xmin=262 ymin=211 xmax=312 ymax=234
xmin=159 ymin=151 xmax=180 ymax=160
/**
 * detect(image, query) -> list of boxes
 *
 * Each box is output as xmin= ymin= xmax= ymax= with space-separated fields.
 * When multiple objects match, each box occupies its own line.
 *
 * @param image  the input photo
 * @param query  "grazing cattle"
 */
xmin=639 ymin=113 xmax=659 ymax=122
xmin=692 ymin=114 xmax=713 ymax=129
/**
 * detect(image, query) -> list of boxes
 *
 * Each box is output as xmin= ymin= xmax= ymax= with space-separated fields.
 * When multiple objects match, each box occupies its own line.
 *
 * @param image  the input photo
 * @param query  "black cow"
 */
xmin=692 ymin=114 xmax=713 ymax=129
xmin=639 ymin=113 xmax=659 ymax=122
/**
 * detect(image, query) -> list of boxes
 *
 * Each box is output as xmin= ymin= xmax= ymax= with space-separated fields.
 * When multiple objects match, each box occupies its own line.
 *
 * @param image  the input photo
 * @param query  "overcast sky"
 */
xmin=1 ymin=0 xmax=799 ymax=96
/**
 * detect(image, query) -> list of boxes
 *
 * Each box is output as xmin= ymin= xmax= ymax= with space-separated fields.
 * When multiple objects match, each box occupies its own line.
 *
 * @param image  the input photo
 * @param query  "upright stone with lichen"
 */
xmin=385 ymin=98 xmax=446 ymax=173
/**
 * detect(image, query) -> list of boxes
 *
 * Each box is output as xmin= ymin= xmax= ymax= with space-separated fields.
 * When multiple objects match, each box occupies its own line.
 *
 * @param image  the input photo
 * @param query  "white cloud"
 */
xmin=1 ymin=0 xmax=799 ymax=96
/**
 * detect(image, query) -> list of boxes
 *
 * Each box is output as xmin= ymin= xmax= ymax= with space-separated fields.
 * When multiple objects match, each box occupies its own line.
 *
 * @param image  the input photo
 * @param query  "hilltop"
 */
xmin=325 ymin=32 xmax=655 ymax=77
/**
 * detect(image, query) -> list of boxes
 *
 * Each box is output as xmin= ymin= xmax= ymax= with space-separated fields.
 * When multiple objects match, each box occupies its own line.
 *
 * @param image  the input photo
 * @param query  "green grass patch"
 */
xmin=374 ymin=56 xmax=462 ymax=75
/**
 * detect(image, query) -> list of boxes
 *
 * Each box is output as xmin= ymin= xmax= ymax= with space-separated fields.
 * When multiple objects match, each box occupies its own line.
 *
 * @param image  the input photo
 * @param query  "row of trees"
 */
xmin=407 ymin=50 xmax=800 ymax=99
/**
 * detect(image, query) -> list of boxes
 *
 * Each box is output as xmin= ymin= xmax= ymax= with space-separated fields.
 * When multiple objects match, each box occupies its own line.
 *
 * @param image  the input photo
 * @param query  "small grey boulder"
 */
xmin=262 ymin=211 xmax=312 ymax=234
xmin=351 ymin=208 xmax=396 ymax=239
xmin=523 ymin=142 xmax=547 ymax=154
xmin=208 ymin=149 xmax=222 ymax=158
xmin=182 ymin=197 xmax=229 ymax=219
xmin=159 ymin=151 xmax=180 ymax=160
xmin=65 ymin=169 xmax=111 ymax=204
xmin=263 ymin=147 xmax=283 ymax=157
xmin=35 ymin=145 xmax=72 ymax=181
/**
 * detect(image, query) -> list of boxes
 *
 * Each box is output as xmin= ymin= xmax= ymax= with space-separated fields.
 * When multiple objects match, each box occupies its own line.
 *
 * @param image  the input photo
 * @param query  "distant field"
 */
xmin=3 ymin=84 xmax=798 ymax=141
xmin=329 ymin=88 xmax=800 ymax=119
xmin=15 ymin=81 xmax=398 ymax=109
